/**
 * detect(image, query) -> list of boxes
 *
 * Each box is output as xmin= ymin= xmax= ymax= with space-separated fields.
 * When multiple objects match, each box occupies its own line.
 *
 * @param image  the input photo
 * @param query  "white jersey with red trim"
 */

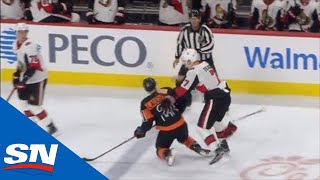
xmin=14 ymin=39 xmax=48 ymax=84
xmin=1 ymin=0 xmax=24 ymax=19
xmin=201 ymin=0 xmax=237 ymax=25
xmin=93 ymin=0 xmax=118 ymax=23
xmin=176 ymin=61 xmax=228 ymax=97
xmin=288 ymin=0 xmax=319 ymax=31
xmin=159 ymin=0 xmax=189 ymax=25
xmin=250 ymin=0 xmax=286 ymax=28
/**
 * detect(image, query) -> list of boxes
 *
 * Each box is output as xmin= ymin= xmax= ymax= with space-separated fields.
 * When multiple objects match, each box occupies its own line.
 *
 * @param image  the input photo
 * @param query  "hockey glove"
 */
xmin=114 ymin=7 xmax=125 ymax=24
xmin=255 ymin=24 xmax=267 ymax=30
xmin=13 ymin=71 xmax=20 ymax=87
xmin=291 ymin=5 xmax=301 ymax=17
xmin=15 ymin=82 xmax=26 ymax=90
xmin=86 ymin=10 xmax=95 ymax=24
xmin=162 ymin=96 xmax=176 ymax=111
xmin=24 ymin=8 xmax=33 ymax=20
xmin=134 ymin=126 xmax=146 ymax=139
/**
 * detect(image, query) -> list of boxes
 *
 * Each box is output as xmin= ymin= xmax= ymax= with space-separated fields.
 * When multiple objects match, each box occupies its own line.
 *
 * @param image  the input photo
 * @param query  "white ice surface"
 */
xmin=1 ymin=83 xmax=319 ymax=180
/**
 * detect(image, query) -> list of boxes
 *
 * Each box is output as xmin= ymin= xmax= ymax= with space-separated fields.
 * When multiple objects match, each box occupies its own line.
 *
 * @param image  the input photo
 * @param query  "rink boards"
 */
xmin=1 ymin=21 xmax=319 ymax=96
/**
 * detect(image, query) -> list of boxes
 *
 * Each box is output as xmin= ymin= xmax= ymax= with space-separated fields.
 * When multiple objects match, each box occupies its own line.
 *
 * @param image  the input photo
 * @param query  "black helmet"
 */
xmin=143 ymin=77 xmax=156 ymax=92
xmin=189 ymin=10 xmax=201 ymax=19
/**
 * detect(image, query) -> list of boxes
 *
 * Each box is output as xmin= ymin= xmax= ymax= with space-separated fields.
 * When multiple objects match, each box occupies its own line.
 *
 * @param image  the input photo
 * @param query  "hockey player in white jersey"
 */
xmin=27 ymin=0 xmax=80 ymax=22
xmin=287 ymin=0 xmax=320 ymax=32
xmin=1 ymin=0 xmax=25 ymax=19
xmin=158 ymin=0 xmax=190 ymax=25
xmin=86 ymin=0 xmax=126 ymax=24
xmin=249 ymin=0 xmax=286 ymax=30
xmin=200 ymin=0 xmax=238 ymax=28
xmin=158 ymin=49 xmax=237 ymax=153
xmin=13 ymin=23 xmax=58 ymax=135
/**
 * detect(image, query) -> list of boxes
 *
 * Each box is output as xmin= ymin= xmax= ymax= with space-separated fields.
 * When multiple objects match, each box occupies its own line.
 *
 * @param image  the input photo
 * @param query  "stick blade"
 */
xmin=82 ymin=157 xmax=95 ymax=162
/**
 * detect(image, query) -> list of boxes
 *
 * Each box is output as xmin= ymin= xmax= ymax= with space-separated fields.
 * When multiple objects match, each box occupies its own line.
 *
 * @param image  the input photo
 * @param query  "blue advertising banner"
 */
xmin=0 ymin=98 xmax=108 ymax=180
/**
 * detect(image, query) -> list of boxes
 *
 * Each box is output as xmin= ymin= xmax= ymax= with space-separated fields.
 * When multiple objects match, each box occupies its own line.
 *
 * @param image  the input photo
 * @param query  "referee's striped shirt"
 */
xmin=175 ymin=23 xmax=214 ymax=62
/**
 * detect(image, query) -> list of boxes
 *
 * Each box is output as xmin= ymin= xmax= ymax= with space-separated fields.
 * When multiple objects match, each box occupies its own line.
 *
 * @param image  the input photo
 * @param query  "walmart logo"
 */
xmin=1 ymin=28 xmax=17 ymax=64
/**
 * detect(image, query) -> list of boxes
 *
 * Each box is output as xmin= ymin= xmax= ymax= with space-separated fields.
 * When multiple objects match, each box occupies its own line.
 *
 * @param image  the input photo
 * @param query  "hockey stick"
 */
xmin=83 ymin=136 xmax=135 ymax=162
xmin=230 ymin=107 xmax=264 ymax=123
xmin=6 ymin=88 xmax=16 ymax=101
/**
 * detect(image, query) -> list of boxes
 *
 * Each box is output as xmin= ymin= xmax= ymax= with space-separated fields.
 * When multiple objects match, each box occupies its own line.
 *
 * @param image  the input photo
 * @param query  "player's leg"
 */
xmin=28 ymin=79 xmax=57 ymax=135
xmin=18 ymin=83 xmax=37 ymax=123
xmin=212 ymin=95 xmax=237 ymax=139
xmin=197 ymin=99 xmax=220 ymax=150
xmin=155 ymin=131 xmax=176 ymax=166
xmin=176 ymin=123 xmax=212 ymax=156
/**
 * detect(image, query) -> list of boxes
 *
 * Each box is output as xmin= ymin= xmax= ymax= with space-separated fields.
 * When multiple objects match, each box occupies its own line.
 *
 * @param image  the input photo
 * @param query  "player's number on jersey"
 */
xmin=29 ymin=55 xmax=43 ymax=71
xmin=156 ymin=104 xmax=178 ymax=122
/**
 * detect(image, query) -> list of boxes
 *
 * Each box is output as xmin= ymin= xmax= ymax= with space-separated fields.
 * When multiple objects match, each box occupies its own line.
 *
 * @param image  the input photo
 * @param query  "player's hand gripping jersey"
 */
xmin=140 ymin=91 xmax=185 ymax=132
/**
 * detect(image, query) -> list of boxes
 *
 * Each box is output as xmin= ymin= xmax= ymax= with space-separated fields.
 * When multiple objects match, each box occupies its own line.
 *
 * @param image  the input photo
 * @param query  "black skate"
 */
xmin=209 ymin=140 xmax=230 ymax=165
xmin=190 ymin=143 xmax=213 ymax=157
xmin=164 ymin=149 xmax=175 ymax=166
xmin=47 ymin=122 xmax=58 ymax=135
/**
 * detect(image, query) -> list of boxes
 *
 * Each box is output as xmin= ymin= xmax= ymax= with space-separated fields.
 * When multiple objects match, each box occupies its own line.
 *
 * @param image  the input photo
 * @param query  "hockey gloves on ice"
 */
xmin=134 ymin=126 xmax=146 ymax=139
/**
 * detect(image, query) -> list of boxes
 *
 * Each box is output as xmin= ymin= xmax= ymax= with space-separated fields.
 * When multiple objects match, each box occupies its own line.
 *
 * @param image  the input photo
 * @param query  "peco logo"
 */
xmin=3 ymin=144 xmax=58 ymax=174
xmin=48 ymin=34 xmax=147 ymax=68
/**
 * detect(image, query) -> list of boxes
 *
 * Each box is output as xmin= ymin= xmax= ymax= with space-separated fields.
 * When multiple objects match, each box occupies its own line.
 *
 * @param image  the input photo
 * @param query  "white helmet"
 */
xmin=16 ymin=23 xmax=29 ymax=31
xmin=181 ymin=49 xmax=200 ymax=63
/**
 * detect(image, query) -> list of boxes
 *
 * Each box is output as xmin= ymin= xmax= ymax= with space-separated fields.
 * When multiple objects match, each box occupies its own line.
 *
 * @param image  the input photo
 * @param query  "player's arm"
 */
xmin=175 ymin=28 xmax=186 ymax=59
xmin=134 ymin=104 xmax=155 ymax=139
xmin=310 ymin=9 xmax=320 ymax=32
xmin=86 ymin=0 xmax=95 ymax=23
xmin=162 ymin=70 xmax=198 ymax=99
xmin=199 ymin=26 xmax=214 ymax=54
xmin=228 ymin=0 xmax=238 ymax=27
xmin=249 ymin=1 xmax=261 ymax=30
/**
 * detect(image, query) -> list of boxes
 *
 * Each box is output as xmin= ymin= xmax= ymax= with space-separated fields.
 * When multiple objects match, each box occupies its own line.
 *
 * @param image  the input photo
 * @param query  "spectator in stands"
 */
xmin=25 ymin=0 xmax=80 ymax=22
xmin=158 ymin=0 xmax=190 ymax=26
xmin=1 ymin=0 xmax=28 ymax=20
xmin=249 ymin=0 xmax=286 ymax=31
xmin=200 ymin=0 xmax=238 ymax=28
xmin=286 ymin=0 xmax=320 ymax=32
xmin=86 ymin=0 xmax=126 ymax=24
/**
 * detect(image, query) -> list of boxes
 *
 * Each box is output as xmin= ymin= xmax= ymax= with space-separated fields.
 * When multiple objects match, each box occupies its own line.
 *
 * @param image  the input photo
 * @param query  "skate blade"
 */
xmin=209 ymin=152 xmax=224 ymax=165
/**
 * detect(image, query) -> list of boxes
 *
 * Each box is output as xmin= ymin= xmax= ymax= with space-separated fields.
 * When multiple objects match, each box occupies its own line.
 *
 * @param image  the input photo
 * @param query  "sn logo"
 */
xmin=3 ymin=144 xmax=58 ymax=173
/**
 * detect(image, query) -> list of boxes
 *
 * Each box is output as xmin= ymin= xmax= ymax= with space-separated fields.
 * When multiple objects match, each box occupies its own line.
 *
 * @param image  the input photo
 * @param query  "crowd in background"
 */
xmin=1 ymin=0 xmax=319 ymax=32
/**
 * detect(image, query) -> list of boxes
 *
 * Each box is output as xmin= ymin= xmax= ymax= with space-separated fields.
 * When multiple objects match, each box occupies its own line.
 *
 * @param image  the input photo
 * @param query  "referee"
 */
xmin=173 ymin=10 xmax=215 ymax=107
